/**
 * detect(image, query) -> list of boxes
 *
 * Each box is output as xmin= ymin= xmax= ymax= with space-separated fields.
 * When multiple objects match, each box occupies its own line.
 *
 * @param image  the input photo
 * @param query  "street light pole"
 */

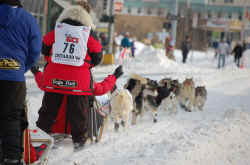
xmin=242 ymin=0 xmax=248 ymax=41
xmin=171 ymin=0 xmax=178 ymax=45
xmin=108 ymin=0 xmax=114 ymax=54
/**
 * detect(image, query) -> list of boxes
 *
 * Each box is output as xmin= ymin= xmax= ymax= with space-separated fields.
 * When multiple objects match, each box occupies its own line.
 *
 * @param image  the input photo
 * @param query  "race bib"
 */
xmin=52 ymin=23 xmax=91 ymax=66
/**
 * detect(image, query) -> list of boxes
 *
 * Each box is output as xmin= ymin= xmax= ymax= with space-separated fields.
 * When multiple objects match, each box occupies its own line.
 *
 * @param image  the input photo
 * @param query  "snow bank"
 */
xmin=243 ymin=49 xmax=250 ymax=68
xmin=164 ymin=109 xmax=250 ymax=165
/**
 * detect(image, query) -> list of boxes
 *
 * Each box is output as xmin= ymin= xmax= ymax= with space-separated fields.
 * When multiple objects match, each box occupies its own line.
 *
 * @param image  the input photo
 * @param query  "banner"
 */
xmin=114 ymin=0 xmax=123 ymax=13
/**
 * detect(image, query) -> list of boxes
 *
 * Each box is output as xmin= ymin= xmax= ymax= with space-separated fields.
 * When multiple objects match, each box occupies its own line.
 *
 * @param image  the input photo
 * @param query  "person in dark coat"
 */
xmin=213 ymin=39 xmax=219 ymax=58
xmin=0 ymin=0 xmax=42 ymax=164
xmin=99 ymin=32 xmax=108 ymax=53
xmin=231 ymin=42 xmax=243 ymax=68
xmin=121 ymin=32 xmax=131 ymax=49
xmin=130 ymin=39 xmax=136 ymax=57
xmin=181 ymin=36 xmax=191 ymax=63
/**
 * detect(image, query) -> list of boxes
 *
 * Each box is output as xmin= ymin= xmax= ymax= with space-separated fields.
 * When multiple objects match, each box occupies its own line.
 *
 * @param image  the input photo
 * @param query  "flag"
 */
xmin=245 ymin=9 xmax=249 ymax=19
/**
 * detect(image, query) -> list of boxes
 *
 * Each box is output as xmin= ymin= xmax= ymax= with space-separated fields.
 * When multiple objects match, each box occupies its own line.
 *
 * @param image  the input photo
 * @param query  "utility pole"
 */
xmin=43 ymin=0 xmax=48 ymax=35
xmin=47 ymin=0 xmax=52 ymax=32
xmin=242 ymin=0 xmax=248 ymax=41
xmin=171 ymin=0 xmax=178 ymax=45
xmin=108 ymin=0 xmax=114 ymax=54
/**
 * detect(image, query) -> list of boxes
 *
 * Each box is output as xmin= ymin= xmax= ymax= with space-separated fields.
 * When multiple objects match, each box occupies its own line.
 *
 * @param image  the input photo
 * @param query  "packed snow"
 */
xmin=25 ymin=41 xmax=250 ymax=165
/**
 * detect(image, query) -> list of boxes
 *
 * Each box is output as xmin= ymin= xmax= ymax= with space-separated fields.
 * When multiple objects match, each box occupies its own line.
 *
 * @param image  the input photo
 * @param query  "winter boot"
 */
xmin=34 ymin=144 xmax=47 ymax=160
xmin=73 ymin=142 xmax=85 ymax=152
xmin=3 ymin=159 xmax=23 ymax=165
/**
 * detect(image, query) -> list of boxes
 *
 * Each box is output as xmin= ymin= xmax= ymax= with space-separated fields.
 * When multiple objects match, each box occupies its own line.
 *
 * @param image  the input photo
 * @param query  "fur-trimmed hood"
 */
xmin=57 ymin=5 xmax=95 ymax=30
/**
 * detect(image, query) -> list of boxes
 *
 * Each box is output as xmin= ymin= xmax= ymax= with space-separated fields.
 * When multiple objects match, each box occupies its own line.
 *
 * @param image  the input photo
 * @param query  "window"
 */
xmin=218 ymin=12 xmax=222 ymax=18
xmin=147 ymin=8 xmax=152 ymax=15
xmin=208 ymin=11 xmax=212 ymax=19
xmin=103 ymin=0 xmax=107 ymax=10
xmin=137 ymin=8 xmax=141 ymax=14
xmin=158 ymin=8 xmax=163 ymax=16
xmin=228 ymin=13 xmax=232 ymax=19
xmin=238 ymin=13 xmax=242 ymax=20
xmin=166 ymin=12 xmax=171 ymax=19
xmin=224 ymin=0 xmax=234 ymax=3
xmin=128 ymin=7 xmax=131 ymax=14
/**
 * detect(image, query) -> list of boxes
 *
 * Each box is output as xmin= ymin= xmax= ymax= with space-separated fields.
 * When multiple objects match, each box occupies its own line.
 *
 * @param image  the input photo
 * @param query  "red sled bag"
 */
xmin=23 ymin=129 xmax=37 ymax=164
xmin=23 ymin=129 xmax=48 ymax=164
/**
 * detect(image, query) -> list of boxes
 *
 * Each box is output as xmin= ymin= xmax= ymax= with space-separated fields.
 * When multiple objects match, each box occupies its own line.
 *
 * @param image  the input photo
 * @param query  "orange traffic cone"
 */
xmin=240 ymin=56 xmax=245 ymax=69
xmin=240 ymin=62 xmax=244 ymax=69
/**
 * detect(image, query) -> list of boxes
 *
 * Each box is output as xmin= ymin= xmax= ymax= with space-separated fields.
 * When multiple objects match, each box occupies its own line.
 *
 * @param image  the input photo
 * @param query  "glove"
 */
xmin=113 ymin=65 xmax=123 ymax=79
xmin=30 ymin=66 xmax=40 ymax=75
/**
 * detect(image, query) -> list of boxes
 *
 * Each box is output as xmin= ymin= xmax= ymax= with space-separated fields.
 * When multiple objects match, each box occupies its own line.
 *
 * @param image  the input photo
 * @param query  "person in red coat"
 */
xmin=31 ymin=2 xmax=123 ymax=150
xmin=31 ymin=67 xmax=121 ymax=134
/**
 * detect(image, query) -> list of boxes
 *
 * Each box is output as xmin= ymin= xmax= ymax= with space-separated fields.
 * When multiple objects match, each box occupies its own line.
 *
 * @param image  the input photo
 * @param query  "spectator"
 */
xmin=218 ymin=38 xmax=230 ymax=69
xmin=99 ymin=32 xmax=108 ymax=54
xmin=130 ymin=38 xmax=136 ymax=58
xmin=121 ymin=32 xmax=131 ymax=49
xmin=165 ymin=36 xmax=175 ymax=60
xmin=0 ymin=0 xmax=42 ymax=164
xmin=231 ymin=42 xmax=243 ymax=68
xmin=181 ymin=35 xmax=191 ymax=63
xmin=213 ymin=39 xmax=219 ymax=58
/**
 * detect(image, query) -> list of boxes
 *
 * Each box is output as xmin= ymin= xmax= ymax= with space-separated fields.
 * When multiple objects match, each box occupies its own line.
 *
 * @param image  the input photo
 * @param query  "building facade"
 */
xmin=22 ymin=0 xmax=250 ymax=50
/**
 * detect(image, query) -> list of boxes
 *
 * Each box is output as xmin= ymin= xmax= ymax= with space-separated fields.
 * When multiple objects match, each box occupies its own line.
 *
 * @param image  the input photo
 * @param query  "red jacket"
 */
xmin=34 ymin=71 xmax=116 ymax=134
xmin=41 ymin=30 xmax=102 ymax=95
xmin=35 ymin=71 xmax=116 ymax=96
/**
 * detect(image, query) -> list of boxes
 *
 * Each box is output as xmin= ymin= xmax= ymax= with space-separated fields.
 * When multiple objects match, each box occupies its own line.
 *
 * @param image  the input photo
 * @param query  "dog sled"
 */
xmin=23 ymin=95 xmax=110 ymax=165
xmin=23 ymin=128 xmax=53 ymax=165
xmin=23 ymin=103 xmax=54 ymax=165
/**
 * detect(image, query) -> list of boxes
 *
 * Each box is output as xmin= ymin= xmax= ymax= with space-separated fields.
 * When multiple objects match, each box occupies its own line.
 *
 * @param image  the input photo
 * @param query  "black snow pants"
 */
xmin=0 ymin=80 xmax=28 ymax=161
xmin=36 ymin=92 xmax=90 ymax=143
xmin=182 ymin=52 xmax=188 ymax=63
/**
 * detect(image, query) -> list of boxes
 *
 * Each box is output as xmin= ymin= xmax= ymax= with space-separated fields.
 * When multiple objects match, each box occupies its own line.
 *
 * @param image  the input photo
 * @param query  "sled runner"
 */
xmin=87 ymin=96 xmax=110 ymax=143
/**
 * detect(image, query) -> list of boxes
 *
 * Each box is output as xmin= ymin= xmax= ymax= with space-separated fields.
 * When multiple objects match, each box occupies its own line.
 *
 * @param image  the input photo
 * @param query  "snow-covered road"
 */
xmin=26 ymin=43 xmax=250 ymax=165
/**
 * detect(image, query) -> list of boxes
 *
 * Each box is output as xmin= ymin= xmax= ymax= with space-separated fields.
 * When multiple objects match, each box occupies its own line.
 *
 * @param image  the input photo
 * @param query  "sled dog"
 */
xmin=179 ymin=78 xmax=195 ymax=112
xmin=194 ymin=86 xmax=207 ymax=111
xmin=110 ymin=89 xmax=133 ymax=131
xmin=124 ymin=73 xmax=158 ymax=125
xmin=160 ymin=79 xmax=182 ymax=113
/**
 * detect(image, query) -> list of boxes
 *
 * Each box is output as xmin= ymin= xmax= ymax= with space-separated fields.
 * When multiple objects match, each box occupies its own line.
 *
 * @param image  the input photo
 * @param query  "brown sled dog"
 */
xmin=194 ymin=86 xmax=207 ymax=111
xmin=179 ymin=78 xmax=195 ymax=112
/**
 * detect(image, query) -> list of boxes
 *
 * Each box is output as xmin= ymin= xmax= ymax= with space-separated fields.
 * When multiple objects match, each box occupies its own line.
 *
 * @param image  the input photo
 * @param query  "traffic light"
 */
xmin=163 ymin=22 xmax=171 ymax=29
xmin=100 ymin=15 xmax=114 ymax=23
